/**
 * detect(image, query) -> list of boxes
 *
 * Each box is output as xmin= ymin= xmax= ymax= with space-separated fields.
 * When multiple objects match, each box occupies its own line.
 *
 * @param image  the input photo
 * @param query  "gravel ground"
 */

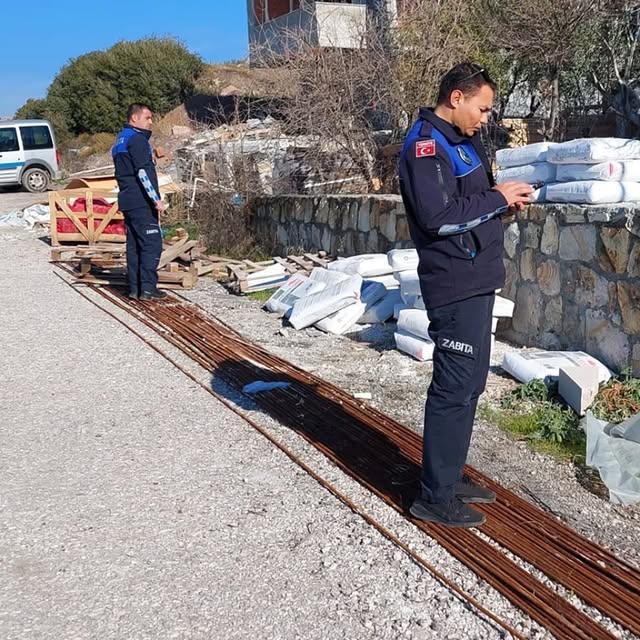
xmin=0 ymin=188 xmax=50 ymax=215
xmin=2 ymin=228 xmax=638 ymax=640
xmin=0 ymin=229 xmax=543 ymax=640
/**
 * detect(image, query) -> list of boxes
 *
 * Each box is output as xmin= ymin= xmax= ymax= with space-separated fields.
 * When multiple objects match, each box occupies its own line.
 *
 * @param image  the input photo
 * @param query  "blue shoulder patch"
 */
xmin=111 ymin=127 xmax=138 ymax=158
xmin=430 ymin=129 xmax=481 ymax=178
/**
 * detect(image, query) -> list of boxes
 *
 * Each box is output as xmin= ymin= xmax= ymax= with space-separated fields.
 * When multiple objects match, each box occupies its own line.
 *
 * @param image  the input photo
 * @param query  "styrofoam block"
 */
xmin=559 ymin=366 xmax=599 ymax=415
xmin=395 ymin=330 xmax=435 ymax=362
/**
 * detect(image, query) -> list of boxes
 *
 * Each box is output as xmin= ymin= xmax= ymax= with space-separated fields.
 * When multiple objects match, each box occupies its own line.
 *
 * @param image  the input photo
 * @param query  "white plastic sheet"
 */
xmin=586 ymin=412 xmax=640 ymax=505
xmin=0 ymin=204 xmax=49 ymax=229
xmin=502 ymin=351 xmax=611 ymax=385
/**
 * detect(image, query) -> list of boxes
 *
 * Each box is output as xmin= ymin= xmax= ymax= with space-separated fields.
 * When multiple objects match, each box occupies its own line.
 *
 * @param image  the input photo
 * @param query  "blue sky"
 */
xmin=0 ymin=1 xmax=249 ymax=116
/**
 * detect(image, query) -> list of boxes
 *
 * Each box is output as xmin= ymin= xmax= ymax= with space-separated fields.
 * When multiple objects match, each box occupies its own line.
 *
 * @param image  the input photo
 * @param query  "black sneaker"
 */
xmin=455 ymin=476 xmax=496 ymax=504
xmin=410 ymin=497 xmax=486 ymax=528
xmin=127 ymin=291 xmax=139 ymax=300
xmin=140 ymin=289 xmax=168 ymax=300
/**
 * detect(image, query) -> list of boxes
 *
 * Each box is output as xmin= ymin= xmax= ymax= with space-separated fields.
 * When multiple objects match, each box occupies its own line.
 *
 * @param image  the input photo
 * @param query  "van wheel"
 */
xmin=22 ymin=167 xmax=50 ymax=193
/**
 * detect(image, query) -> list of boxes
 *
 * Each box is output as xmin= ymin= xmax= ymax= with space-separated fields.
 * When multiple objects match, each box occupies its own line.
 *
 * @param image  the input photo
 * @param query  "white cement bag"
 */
xmin=397 ymin=309 xmax=430 ymax=341
xmin=327 ymin=254 xmax=392 ymax=277
xmin=545 ymin=181 xmax=640 ymax=204
xmin=502 ymin=351 xmax=611 ymax=385
xmin=555 ymin=160 xmax=640 ymax=183
xmin=316 ymin=301 xmax=367 ymax=335
xmin=289 ymin=274 xmax=362 ymax=330
xmin=364 ymin=273 xmax=400 ymax=289
xmin=397 ymin=270 xmax=421 ymax=302
xmin=491 ymin=317 xmax=498 ymax=333
xmin=496 ymin=143 xmax=552 ymax=169
xmin=309 ymin=266 xmax=350 ymax=285
xmin=393 ymin=303 xmax=410 ymax=320
xmin=404 ymin=294 xmax=426 ymax=310
xmin=395 ymin=330 xmax=435 ymax=362
xmin=246 ymin=263 xmax=288 ymax=291
xmin=265 ymin=273 xmax=324 ymax=316
xmin=496 ymin=162 xmax=556 ymax=184
xmin=388 ymin=248 xmax=419 ymax=272
xmin=548 ymin=137 xmax=640 ymax=164
xmin=358 ymin=289 xmax=402 ymax=324
xmin=493 ymin=296 xmax=515 ymax=318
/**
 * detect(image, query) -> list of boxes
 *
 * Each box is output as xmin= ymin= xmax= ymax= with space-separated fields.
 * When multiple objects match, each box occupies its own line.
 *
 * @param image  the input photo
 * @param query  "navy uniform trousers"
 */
xmin=124 ymin=204 xmax=162 ymax=295
xmin=421 ymin=291 xmax=495 ymax=504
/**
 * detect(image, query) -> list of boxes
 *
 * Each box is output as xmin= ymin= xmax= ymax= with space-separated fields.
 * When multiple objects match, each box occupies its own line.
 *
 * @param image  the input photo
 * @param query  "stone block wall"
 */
xmin=252 ymin=194 xmax=413 ymax=257
xmin=502 ymin=203 xmax=640 ymax=374
xmin=252 ymin=194 xmax=640 ymax=373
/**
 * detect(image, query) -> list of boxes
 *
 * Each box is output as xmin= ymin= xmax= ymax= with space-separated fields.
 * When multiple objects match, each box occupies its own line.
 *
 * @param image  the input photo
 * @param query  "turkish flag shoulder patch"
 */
xmin=415 ymin=139 xmax=436 ymax=158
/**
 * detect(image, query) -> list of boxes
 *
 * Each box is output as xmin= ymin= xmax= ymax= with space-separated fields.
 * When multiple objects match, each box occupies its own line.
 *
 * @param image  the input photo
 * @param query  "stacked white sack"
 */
xmin=316 ymin=280 xmax=386 ymax=335
xmin=498 ymin=138 xmax=640 ymax=204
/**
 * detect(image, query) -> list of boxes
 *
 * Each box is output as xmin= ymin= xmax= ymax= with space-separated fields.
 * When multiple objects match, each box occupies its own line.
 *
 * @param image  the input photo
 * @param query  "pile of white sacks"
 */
xmin=264 ymin=250 xmax=515 ymax=362
xmin=496 ymin=137 xmax=640 ymax=204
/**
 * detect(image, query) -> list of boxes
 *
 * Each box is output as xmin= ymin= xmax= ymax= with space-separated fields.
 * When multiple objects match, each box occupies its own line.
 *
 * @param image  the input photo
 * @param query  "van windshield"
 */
xmin=20 ymin=126 xmax=53 ymax=150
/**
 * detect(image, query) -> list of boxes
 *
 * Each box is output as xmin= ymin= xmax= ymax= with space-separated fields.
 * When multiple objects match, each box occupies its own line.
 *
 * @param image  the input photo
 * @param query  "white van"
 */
xmin=0 ymin=120 xmax=61 ymax=192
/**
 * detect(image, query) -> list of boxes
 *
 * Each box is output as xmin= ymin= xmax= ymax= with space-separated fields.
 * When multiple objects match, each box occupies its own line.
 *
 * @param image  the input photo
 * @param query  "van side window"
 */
xmin=0 ymin=128 xmax=19 ymax=152
xmin=20 ymin=126 xmax=53 ymax=150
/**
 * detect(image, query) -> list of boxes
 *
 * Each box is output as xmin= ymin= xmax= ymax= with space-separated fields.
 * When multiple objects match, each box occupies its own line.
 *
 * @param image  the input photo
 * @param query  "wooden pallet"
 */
xmin=227 ymin=252 xmax=333 ymax=294
xmin=50 ymin=189 xmax=125 ymax=247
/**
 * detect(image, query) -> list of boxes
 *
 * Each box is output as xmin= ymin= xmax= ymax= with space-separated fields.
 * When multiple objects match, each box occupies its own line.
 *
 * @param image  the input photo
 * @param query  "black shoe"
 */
xmin=127 ymin=291 xmax=139 ymax=300
xmin=410 ymin=497 xmax=486 ymax=528
xmin=140 ymin=289 xmax=168 ymax=300
xmin=455 ymin=476 xmax=496 ymax=504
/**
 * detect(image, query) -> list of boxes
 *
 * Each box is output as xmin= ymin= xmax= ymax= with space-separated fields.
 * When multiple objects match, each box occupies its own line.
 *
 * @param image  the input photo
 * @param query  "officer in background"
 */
xmin=112 ymin=103 xmax=167 ymax=300
xmin=398 ymin=63 xmax=533 ymax=528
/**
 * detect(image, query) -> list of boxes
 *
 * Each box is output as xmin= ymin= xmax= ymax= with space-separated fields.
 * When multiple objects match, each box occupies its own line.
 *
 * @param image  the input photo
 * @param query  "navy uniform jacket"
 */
xmin=112 ymin=124 xmax=160 ymax=212
xmin=398 ymin=108 xmax=508 ymax=309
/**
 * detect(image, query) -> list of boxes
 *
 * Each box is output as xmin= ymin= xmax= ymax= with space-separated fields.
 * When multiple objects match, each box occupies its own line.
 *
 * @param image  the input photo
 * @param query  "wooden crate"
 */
xmin=50 ymin=189 xmax=125 ymax=247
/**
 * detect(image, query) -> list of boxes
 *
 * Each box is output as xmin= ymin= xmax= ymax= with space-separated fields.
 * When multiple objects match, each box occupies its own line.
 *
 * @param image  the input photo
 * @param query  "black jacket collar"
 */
xmin=124 ymin=123 xmax=152 ymax=140
xmin=419 ymin=107 xmax=468 ymax=145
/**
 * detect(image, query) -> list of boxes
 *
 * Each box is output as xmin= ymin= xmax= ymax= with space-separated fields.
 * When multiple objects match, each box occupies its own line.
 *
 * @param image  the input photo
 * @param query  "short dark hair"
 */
xmin=126 ymin=103 xmax=152 ymax=121
xmin=436 ymin=63 xmax=497 ymax=105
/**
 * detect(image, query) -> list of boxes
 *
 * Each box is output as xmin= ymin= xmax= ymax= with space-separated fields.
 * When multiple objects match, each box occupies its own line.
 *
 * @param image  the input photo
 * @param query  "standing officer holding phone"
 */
xmin=399 ymin=63 xmax=533 ymax=528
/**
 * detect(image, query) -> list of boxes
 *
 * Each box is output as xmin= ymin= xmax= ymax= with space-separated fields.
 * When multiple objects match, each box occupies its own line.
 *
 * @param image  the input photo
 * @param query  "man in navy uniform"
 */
xmin=399 ymin=63 xmax=533 ymax=528
xmin=112 ymin=103 xmax=167 ymax=300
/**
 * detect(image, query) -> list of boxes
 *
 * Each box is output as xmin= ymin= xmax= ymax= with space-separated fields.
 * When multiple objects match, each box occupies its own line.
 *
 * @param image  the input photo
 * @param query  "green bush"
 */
xmin=16 ymin=38 xmax=204 ymax=137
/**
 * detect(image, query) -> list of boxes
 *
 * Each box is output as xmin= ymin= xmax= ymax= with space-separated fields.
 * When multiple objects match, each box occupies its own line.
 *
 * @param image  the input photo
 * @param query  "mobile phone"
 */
xmin=530 ymin=181 xmax=545 ymax=190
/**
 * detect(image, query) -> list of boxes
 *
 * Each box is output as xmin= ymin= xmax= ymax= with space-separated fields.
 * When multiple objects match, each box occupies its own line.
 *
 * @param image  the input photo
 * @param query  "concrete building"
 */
xmin=247 ymin=1 xmax=399 ymax=61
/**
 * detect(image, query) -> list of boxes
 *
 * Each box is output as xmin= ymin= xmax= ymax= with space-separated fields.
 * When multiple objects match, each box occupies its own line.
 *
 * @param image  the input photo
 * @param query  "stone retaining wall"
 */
xmin=252 ymin=195 xmax=640 ymax=373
